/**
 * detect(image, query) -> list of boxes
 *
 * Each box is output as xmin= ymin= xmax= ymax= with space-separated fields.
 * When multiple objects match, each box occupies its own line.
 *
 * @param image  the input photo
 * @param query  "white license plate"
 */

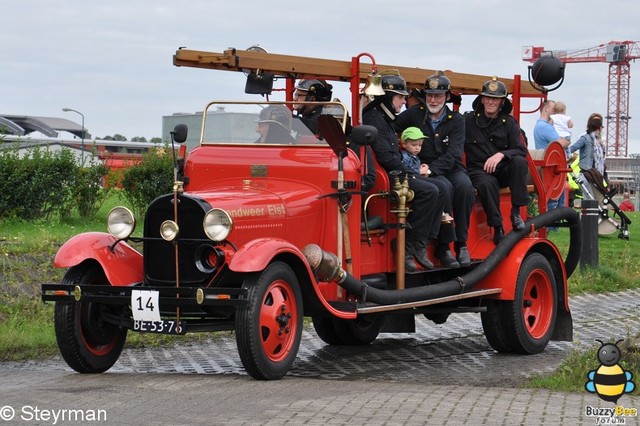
xmin=132 ymin=319 xmax=185 ymax=335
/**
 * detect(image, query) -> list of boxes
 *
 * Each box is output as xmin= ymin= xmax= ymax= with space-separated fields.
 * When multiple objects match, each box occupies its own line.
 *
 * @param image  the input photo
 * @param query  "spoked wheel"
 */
xmin=236 ymin=262 xmax=303 ymax=380
xmin=481 ymin=253 xmax=557 ymax=354
xmin=332 ymin=315 xmax=384 ymax=345
xmin=54 ymin=263 xmax=128 ymax=373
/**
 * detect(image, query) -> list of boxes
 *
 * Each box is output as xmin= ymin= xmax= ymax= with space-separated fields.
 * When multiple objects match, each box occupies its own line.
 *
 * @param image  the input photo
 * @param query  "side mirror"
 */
xmin=351 ymin=125 xmax=378 ymax=146
xmin=171 ymin=124 xmax=188 ymax=143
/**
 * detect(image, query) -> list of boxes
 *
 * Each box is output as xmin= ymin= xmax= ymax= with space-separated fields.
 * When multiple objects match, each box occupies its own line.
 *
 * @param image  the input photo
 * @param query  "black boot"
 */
xmin=404 ymin=240 xmax=418 ymax=273
xmin=412 ymin=240 xmax=434 ymax=270
xmin=455 ymin=243 xmax=471 ymax=267
xmin=436 ymin=244 xmax=460 ymax=268
xmin=493 ymin=226 xmax=505 ymax=245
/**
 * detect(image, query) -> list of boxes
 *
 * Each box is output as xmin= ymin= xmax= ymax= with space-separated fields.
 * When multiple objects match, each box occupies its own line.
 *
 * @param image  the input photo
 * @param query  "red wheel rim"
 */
xmin=522 ymin=268 xmax=554 ymax=339
xmin=259 ymin=280 xmax=298 ymax=363
xmin=80 ymin=302 xmax=119 ymax=356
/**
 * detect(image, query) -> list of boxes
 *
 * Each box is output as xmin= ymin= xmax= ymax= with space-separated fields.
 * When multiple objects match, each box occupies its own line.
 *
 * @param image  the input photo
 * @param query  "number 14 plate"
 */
xmin=130 ymin=290 xmax=185 ymax=335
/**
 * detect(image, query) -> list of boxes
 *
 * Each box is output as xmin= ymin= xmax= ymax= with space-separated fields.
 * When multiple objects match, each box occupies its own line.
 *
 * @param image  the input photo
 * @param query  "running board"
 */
xmin=356 ymin=288 xmax=502 ymax=314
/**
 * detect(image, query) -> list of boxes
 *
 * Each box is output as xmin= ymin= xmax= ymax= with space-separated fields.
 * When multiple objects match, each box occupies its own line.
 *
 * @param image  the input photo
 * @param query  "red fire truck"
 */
xmin=42 ymin=47 xmax=581 ymax=380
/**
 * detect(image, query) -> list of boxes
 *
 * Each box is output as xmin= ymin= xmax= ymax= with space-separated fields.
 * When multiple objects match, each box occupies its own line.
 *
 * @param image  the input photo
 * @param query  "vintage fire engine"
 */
xmin=41 ymin=47 xmax=581 ymax=380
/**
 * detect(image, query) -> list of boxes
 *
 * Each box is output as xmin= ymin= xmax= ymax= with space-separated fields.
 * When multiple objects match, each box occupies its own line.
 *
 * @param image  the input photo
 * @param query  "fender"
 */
xmin=474 ymin=238 xmax=567 ymax=302
xmin=54 ymin=232 xmax=143 ymax=286
xmin=229 ymin=238 xmax=356 ymax=319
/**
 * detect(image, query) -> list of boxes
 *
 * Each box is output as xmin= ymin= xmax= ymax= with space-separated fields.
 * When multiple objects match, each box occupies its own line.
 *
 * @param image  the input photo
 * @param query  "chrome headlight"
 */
xmin=160 ymin=220 xmax=179 ymax=241
xmin=203 ymin=208 xmax=233 ymax=241
xmin=107 ymin=207 xmax=136 ymax=239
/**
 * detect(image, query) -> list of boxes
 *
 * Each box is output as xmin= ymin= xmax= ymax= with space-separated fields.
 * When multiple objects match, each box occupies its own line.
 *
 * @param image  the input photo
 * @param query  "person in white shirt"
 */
xmin=550 ymin=101 xmax=574 ymax=142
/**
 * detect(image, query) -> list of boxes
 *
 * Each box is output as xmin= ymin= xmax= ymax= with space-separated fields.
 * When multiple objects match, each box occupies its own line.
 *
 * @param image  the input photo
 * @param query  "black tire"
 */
xmin=481 ymin=253 xmax=557 ymax=354
xmin=311 ymin=316 xmax=345 ymax=345
xmin=235 ymin=262 xmax=303 ymax=380
xmin=54 ymin=263 xmax=127 ymax=373
xmin=332 ymin=315 xmax=384 ymax=345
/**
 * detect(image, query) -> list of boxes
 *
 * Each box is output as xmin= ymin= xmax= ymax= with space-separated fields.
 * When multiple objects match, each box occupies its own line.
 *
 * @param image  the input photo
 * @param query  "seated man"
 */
xmin=255 ymin=105 xmax=296 ymax=144
xmin=463 ymin=77 xmax=529 ymax=245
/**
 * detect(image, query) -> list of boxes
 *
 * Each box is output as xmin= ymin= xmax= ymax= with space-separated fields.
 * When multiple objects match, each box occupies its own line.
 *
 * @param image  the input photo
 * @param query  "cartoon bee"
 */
xmin=585 ymin=339 xmax=636 ymax=403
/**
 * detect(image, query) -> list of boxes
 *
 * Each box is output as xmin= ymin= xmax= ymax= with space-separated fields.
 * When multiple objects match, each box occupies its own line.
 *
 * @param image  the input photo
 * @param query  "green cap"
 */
xmin=401 ymin=127 xmax=426 ymax=142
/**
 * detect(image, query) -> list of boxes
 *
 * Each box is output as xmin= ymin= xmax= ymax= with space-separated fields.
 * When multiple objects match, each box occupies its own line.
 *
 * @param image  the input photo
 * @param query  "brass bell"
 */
xmin=362 ymin=72 xmax=385 ymax=96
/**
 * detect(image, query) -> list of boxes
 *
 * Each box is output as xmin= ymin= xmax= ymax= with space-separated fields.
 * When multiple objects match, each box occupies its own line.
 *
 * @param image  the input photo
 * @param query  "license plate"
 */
xmin=132 ymin=319 xmax=185 ymax=335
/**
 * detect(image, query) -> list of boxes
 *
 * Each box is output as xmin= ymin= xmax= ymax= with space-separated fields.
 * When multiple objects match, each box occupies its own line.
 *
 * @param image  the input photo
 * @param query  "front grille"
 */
xmin=144 ymin=194 xmax=213 ymax=286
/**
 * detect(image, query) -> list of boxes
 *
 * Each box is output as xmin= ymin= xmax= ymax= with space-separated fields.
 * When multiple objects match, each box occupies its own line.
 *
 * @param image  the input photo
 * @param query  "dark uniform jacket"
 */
xmin=463 ymin=110 xmax=527 ymax=170
xmin=395 ymin=105 xmax=466 ymax=177
xmin=362 ymin=102 xmax=407 ymax=174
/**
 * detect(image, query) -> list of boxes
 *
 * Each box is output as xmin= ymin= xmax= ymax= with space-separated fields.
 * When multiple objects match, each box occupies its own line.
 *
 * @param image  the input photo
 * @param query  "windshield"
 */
xmin=199 ymin=101 xmax=348 ymax=146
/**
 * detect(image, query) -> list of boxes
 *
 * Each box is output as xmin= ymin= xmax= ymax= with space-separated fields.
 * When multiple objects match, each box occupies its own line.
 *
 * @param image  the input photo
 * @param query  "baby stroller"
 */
xmin=572 ymin=168 xmax=631 ymax=240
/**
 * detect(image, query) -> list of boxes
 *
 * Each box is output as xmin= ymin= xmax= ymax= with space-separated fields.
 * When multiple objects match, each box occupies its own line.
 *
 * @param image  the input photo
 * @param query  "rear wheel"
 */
xmin=54 ymin=263 xmax=127 ymax=373
xmin=332 ymin=315 xmax=384 ymax=345
xmin=311 ymin=316 xmax=344 ymax=345
xmin=236 ymin=262 xmax=303 ymax=380
xmin=481 ymin=253 xmax=557 ymax=354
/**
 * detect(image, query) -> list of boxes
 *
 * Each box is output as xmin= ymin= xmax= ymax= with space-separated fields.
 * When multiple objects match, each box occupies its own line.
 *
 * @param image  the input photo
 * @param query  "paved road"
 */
xmin=1 ymin=290 xmax=639 ymax=425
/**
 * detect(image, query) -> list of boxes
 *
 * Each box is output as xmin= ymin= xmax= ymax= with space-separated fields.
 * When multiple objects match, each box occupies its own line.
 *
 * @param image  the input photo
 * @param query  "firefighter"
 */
xmin=463 ymin=77 xmax=529 ymax=245
xmin=395 ymin=71 xmax=474 ymax=267
xmin=362 ymin=71 xmax=451 ymax=271
xmin=255 ymin=105 xmax=295 ymax=144
xmin=293 ymin=79 xmax=333 ymax=135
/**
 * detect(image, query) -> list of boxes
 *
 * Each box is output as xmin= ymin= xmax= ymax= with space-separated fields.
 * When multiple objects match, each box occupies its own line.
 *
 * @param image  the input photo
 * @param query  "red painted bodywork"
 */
xmin=54 ymin=232 xmax=143 ymax=286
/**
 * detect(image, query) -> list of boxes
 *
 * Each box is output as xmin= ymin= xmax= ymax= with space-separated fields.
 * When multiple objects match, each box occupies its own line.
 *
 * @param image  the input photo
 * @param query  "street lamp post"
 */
xmin=62 ymin=108 xmax=85 ymax=164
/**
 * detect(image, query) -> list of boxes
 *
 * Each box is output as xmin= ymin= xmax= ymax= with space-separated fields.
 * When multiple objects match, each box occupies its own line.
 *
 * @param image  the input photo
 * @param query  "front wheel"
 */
xmin=54 ymin=263 xmax=128 ymax=373
xmin=235 ymin=262 xmax=303 ymax=380
xmin=481 ymin=253 xmax=557 ymax=354
xmin=332 ymin=315 xmax=384 ymax=345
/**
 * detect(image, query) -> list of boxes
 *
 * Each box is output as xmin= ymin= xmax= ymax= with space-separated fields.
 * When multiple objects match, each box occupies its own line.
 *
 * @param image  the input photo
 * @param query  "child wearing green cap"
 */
xmin=400 ymin=127 xmax=430 ymax=176
xmin=400 ymin=127 xmax=453 ymax=223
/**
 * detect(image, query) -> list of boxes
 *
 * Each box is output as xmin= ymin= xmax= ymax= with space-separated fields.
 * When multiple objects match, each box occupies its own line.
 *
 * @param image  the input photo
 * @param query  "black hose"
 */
xmin=329 ymin=207 xmax=581 ymax=305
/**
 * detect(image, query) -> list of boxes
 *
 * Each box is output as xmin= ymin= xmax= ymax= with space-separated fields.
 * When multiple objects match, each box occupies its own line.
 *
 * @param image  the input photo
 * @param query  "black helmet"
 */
xmin=481 ymin=76 xmax=508 ymax=98
xmin=424 ymin=71 xmax=451 ymax=94
xmin=295 ymin=79 xmax=333 ymax=101
xmin=257 ymin=105 xmax=292 ymax=130
xmin=380 ymin=72 xmax=409 ymax=96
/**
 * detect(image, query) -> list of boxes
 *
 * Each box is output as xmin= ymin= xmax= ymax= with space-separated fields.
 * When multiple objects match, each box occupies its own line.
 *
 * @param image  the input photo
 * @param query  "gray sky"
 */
xmin=4 ymin=0 xmax=640 ymax=154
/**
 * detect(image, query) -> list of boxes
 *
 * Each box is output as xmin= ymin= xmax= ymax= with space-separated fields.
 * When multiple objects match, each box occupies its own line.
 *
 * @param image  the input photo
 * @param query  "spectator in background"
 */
xmin=568 ymin=113 xmax=607 ymax=205
xmin=550 ymin=101 xmax=573 ymax=142
xmin=620 ymin=192 xmax=635 ymax=212
xmin=534 ymin=100 xmax=569 ymax=215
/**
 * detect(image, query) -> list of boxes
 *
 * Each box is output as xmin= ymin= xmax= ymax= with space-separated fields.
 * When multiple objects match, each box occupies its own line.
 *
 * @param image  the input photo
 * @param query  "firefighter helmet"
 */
xmin=295 ymin=79 xmax=333 ymax=101
xmin=257 ymin=105 xmax=292 ymax=130
xmin=424 ymin=71 xmax=451 ymax=94
xmin=380 ymin=72 xmax=409 ymax=96
xmin=480 ymin=76 xmax=508 ymax=98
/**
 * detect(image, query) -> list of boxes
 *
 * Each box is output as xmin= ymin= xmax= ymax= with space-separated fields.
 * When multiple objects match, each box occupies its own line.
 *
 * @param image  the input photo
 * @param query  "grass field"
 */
xmin=1 ymin=196 xmax=639 ymax=391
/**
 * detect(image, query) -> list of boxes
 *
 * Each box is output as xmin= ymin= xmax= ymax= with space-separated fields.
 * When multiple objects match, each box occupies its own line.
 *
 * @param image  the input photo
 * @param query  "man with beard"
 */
xmin=363 ymin=71 xmax=450 ymax=271
xmin=463 ymin=77 xmax=529 ymax=245
xmin=395 ymin=71 xmax=473 ymax=267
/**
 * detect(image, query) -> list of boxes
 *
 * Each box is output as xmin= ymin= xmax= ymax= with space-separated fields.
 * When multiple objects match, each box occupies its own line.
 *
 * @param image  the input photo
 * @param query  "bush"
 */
xmin=120 ymin=147 xmax=174 ymax=217
xmin=0 ymin=143 xmax=109 ymax=220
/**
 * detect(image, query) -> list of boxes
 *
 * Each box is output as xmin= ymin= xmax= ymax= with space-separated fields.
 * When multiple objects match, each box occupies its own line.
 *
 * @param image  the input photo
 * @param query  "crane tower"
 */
xmin=523 ymin=41 xmax=640 ymax=157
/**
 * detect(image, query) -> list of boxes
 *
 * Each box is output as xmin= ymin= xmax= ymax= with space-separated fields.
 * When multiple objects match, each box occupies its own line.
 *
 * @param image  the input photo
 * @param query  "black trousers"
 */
xmin=433 ymin=170 xmax=475 ymax=244
xmin=468 ymin=156 xmax=529 ymax=228
xmin=403 ymin=175 xmax=446 ymax=243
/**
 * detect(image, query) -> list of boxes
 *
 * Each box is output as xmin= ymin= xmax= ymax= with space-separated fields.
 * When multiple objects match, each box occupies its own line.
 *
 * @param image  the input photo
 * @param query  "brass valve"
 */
xmin=391 ymin=172 xmax=413 ymax=219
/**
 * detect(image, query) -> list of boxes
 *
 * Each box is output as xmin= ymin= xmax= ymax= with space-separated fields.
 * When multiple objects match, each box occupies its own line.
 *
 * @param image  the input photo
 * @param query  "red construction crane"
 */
xmin=522 ymin=40 xmax=640 ymax=157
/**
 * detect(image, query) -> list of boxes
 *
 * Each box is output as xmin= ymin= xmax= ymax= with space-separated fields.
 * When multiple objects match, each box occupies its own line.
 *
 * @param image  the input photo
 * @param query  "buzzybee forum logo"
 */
xmin=585 ymin=339 xmax=636 ymax=403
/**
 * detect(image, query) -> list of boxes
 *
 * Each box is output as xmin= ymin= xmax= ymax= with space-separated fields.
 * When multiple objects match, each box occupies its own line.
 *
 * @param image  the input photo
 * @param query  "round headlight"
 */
xmin=107 ymin=207 xmax=136 ymax=239
xmin=203 ymin=208 xmax=233 ymax=241
xmin=160 ymin=220 xmax=179 ymax=241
